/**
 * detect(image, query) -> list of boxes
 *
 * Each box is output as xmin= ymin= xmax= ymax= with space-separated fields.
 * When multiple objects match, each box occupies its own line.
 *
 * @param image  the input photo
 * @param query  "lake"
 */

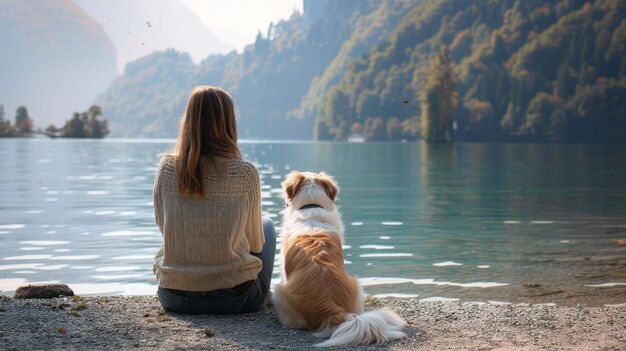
xmin=1 ymin=139 xmax=625 ymax=305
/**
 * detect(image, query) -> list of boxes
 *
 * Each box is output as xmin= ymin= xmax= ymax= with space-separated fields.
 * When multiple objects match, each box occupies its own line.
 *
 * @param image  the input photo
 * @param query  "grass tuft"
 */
xmin=75 ymin=302 xmax=87 ymax=311
xmin=71 ymin=296 xmax=83 ymax=302
xmin=67 ymin=311 xmax=80 ymax=317
xmin=160 ymin=316 xmax=173 ymax=322
xmin=203 ymin=328 xmax=215 ymax=337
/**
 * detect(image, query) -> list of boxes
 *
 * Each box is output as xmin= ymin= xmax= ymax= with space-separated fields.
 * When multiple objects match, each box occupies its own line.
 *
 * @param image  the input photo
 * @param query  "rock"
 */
xmin=14 ymin=283 xmax=74 ymax=299
xmin=616 ymin=239 xmax=626 ymax=246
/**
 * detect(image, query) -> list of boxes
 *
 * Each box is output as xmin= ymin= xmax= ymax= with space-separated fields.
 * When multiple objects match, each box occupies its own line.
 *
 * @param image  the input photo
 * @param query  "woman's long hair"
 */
xmin=169 ymin=86 xmax=242 ymax=197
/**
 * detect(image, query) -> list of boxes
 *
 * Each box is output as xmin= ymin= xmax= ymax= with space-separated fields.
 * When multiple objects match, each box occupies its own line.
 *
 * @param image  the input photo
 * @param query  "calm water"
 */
xmin=1 ymin=139 xmax=625 ymax=305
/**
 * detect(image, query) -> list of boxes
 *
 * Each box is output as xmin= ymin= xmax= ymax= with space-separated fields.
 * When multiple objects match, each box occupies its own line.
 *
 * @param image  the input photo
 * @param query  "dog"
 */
xmin=273 ymin=171 xmax=406 ymax=347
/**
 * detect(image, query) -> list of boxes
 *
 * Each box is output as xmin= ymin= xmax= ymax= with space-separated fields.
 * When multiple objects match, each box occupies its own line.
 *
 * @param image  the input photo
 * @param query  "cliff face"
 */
xmin=0 ymin=0 xmax=117 ymax=127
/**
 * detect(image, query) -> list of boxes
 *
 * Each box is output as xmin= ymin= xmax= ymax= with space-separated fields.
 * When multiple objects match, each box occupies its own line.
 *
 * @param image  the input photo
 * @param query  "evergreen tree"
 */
xmin=420 ymin=46 xmax=457 ymax=143
xmin=0 ymin=104 xmax=15 ymax=136
xmin=15 ymin=106 xmax=33 ymax=134
xmin=555 ymin=62 xmax=574 ymax=98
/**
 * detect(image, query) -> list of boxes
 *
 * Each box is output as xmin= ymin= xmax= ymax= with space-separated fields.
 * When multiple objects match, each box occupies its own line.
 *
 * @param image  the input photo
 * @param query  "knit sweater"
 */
xmin=152 ymin=156 xmax=264 ymax=292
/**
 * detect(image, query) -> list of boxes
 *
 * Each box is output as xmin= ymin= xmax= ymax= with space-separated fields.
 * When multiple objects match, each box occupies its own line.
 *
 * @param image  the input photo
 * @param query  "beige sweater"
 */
xmin=152 ymin=156 xmax=264 ymax=292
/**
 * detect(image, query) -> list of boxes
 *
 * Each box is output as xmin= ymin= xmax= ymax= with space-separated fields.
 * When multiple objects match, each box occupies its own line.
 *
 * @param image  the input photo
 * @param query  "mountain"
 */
xmin=74 ymin=0 xmax=234 ymax=71
xmin=95 ymin=49 xmax=196 ymax=138
xmin=94 ymin=0 xmax=626 ymax=142
xmin=0 ymin=0 xmax=117 ymax=128
xmin=316 ymin=0 xmax=626 ymax=142
xmin=96 ymin=0 xmax=414 ymax=138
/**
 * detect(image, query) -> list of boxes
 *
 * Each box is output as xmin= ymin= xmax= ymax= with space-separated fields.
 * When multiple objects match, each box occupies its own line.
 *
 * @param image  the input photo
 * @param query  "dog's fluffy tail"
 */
xmin=314 ymin=307 xmax=406 ymax=347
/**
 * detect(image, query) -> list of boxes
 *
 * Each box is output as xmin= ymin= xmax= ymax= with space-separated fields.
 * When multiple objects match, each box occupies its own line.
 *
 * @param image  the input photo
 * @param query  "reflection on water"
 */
xmin=0 ymin=139 xmax=625 ymax=305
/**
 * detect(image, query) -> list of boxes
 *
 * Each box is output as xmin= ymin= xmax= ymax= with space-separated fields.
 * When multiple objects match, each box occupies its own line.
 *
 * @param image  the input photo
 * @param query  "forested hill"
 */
xmin=97 ymin=0 xmax=412 ymax=138
xmin=97 ymin=0 xmax=626 ymax=142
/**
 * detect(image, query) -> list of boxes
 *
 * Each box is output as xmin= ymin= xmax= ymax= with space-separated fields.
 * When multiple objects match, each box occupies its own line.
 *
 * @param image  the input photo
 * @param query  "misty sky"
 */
xmin=75 ymin=0 xmax=303 ymax=72
xmin=182 ymin=0 xmax=303 ymax=52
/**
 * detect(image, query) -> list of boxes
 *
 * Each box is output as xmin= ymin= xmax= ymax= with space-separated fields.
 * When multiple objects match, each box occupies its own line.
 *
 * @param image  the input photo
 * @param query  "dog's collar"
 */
xmin=298 ymin=204 xmax=324 ymax=210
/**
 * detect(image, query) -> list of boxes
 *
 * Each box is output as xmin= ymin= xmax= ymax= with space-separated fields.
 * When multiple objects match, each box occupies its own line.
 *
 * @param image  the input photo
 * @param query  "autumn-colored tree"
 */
xmin=420 ymin=46 xmax=457 ymax=143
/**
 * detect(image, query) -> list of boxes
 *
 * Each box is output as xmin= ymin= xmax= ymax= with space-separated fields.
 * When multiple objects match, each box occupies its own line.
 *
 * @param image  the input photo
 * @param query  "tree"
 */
xmin=46 ymin=124 xmax=58 ymax=133
xmin=62 ymin=105 xmax=109 ymax=138
xmin=548 ymin=109 xmax=569 ymax=137
xmin=86 ymin=105 xmax=109 ymax=138
xmin=362 ymin=117 xmax=386 ymax=141
xmin=315 ymin=87 xmax=353 ymax=141
xmin=350 ymin=122 xmax=362 ymax=135
xmin=0 ymin=104 xmax=16 ymax=137
xmin=15 ymin=106 xmax=33 ymax=134
xmin=526 ymin=92 xmax=568 ymax=135
xmin=420 ymin=46 xmax=458 ymax=142
xmin=387 ymin=117 xmax=403 ymax=141
xmin=401 ymin=117 xmax=420 ymax=141
xmin=313 ymin=118 xmax=333 ymax=141
xmin=466 ymin=99 xmax=496 ymax=130
xmin=63 ymin=113 xmax=86 ymax=138
xmin=555 ymin=62 xmax=574 ymax=98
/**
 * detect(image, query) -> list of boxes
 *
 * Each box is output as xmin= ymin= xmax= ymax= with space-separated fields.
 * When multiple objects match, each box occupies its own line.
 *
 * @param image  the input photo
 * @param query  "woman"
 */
xmin=152 ymin=86 xmax=276 ymax=314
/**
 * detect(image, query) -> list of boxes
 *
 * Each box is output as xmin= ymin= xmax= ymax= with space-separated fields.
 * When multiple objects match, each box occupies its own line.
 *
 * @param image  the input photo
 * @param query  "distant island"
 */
xmin=0 ymin=104 xmax=109 ymax=139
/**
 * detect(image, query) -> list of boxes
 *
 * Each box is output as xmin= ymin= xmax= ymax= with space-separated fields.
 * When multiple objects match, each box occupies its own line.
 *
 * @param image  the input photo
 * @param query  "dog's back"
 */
xmin=277 ymin=232 xmax=359 ymax=331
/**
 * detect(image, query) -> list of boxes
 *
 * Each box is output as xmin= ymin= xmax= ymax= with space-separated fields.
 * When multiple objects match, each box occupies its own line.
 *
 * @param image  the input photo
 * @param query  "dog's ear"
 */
xmin=315 ymin=172 xmax=339 ymax=201
xmin=282 ymin=171 xmax=307 ymax=204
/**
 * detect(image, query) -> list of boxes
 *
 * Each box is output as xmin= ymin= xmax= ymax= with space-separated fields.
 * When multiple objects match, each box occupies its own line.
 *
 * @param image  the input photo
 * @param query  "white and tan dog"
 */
xmin=273 ymin=171 xmax=406 ymax=347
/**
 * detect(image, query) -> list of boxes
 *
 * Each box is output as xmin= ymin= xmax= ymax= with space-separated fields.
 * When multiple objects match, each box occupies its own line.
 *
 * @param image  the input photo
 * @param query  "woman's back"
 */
xmin=153 ymin=155 xmax=264 ymax=292
xmin=154 ymin=86 xmax=275 ymax=315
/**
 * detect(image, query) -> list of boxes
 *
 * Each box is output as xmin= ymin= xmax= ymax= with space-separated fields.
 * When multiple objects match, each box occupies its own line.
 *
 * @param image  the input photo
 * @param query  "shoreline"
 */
xmin=0 ymin=296 xmax=624 ymax=350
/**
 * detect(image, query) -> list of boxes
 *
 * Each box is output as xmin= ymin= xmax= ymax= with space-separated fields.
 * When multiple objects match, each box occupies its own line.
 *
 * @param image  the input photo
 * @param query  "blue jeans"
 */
xmin=157 ymin=216 xmax=276 ymax=314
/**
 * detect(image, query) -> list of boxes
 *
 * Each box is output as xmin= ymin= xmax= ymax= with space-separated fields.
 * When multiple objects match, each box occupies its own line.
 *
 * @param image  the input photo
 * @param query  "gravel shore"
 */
xmin=0 ymin=295 xmax=624 ymax=350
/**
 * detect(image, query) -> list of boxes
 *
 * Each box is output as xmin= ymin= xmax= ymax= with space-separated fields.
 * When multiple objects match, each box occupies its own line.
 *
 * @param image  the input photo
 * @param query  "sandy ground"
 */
xmin=0 ymin=295 xmax=624 ymax=350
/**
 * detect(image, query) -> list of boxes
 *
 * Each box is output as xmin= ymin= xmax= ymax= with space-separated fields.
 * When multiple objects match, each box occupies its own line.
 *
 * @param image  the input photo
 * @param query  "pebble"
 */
xmin=13 ymin=283 xmax=74 ymax=299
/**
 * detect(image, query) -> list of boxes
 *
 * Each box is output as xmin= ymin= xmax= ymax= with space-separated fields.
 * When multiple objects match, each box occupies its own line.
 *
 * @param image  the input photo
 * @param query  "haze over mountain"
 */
xmin=0 ymin=0 xmax=117 ymax=128
xmin=75 ymin=0 xmax=234 ymax=72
